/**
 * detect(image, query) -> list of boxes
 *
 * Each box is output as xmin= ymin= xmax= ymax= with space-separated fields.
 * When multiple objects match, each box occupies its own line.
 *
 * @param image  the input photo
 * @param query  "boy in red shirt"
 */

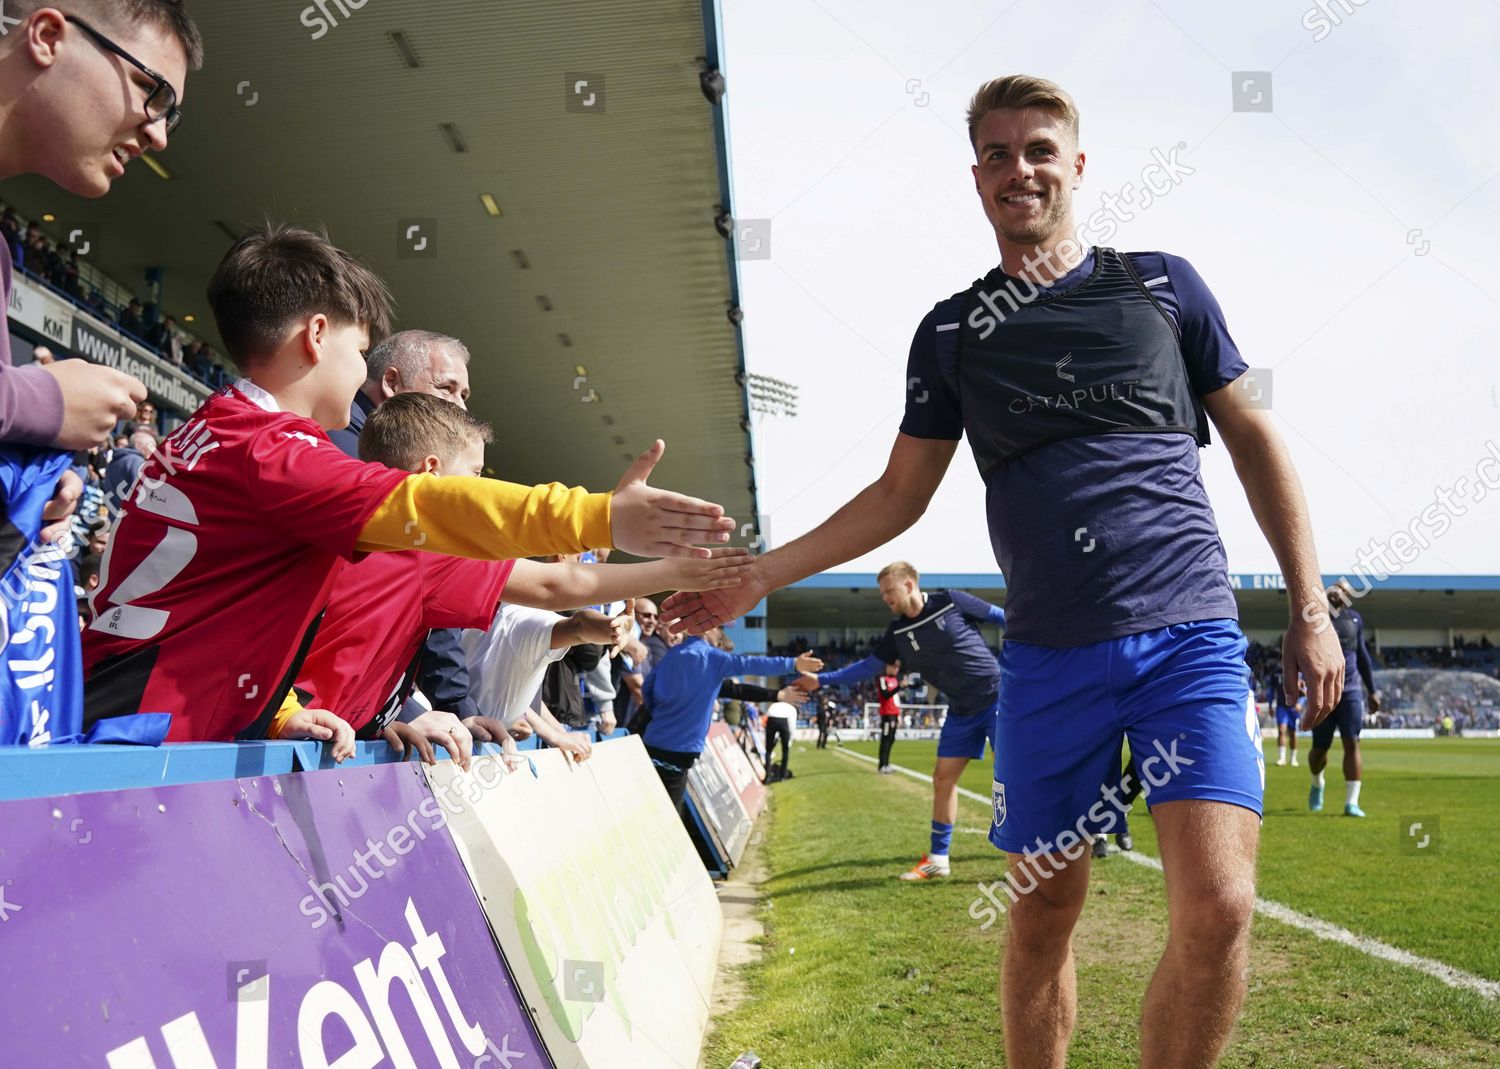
xmin=83 ymin=224 xmax=735 ymax=743
xmin=284 ymin=392 xmax=751 ymax=764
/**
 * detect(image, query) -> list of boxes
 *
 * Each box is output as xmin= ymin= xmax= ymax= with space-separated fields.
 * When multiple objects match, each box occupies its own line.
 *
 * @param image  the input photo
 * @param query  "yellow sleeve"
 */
xmin=356 ymin=474 xmax=613 ymax=560
xmin=268 ymin=689 xmax=304 ymax=740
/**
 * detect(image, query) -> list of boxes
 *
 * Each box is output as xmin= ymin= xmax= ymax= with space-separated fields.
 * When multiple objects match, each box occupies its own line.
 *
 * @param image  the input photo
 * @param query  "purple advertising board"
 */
xmin=0 ymin=760 xmax=553 ymax=1068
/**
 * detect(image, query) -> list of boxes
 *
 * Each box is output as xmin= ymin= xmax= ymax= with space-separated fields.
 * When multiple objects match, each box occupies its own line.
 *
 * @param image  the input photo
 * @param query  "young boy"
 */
xmin=284 ymin=393 xmax=752 ymax=762
xmin=82 ymin=224 xmax=736 ymax=743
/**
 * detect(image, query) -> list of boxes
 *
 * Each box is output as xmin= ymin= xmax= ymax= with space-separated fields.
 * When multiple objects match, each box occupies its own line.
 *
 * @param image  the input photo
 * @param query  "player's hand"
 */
xmin=661 ymin=546 xmax=754 ymax=592
xmin=609 ymin=440 xmax=734 ymax=558
xmin=794 ymin=652 xmax=824 ymax=675
xmin=39 ymin=469 xmax=83 ymax=545
xmin=1284 ymin=607 xmax=1345 ymax=729
xmin=282 ymin=708 xmax=356 ymax=763
xmin=796 ymin=673 xmax=821 ymax=693
xmin=1369 ymin=691 xmax=1381 ymax=714
xmin=662 ymin=561 xmax=770 ymax=634
xmin=508 ymin=716 xmax=535 ymax=742
xmin=777 ymin=686 xmax=810 ymax=707
xmin=42 ymin=360 xmax=148 ymax=450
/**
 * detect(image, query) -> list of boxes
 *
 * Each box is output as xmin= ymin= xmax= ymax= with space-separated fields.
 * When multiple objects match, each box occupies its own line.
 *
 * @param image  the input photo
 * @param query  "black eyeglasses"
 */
xmin=65 ymin=16 xmax=182 ymax=135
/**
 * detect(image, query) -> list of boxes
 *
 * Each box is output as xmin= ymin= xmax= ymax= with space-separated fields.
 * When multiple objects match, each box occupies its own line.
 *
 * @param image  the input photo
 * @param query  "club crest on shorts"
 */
xmin=991 ymin=779 xmax=1006 ymax=828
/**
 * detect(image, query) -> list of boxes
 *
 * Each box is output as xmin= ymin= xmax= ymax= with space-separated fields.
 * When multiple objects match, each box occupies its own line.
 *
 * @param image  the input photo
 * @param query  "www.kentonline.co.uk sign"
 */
xmin=70 ymin=313 xmax=208 ymax=415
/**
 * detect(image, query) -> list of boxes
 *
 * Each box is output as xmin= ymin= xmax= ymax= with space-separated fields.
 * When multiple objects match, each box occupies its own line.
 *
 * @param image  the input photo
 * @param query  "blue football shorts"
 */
xmin=936 ymin=697 xmax=1000 ymax=760
xmin=990 ymin=619 xmax=1265 ymax=855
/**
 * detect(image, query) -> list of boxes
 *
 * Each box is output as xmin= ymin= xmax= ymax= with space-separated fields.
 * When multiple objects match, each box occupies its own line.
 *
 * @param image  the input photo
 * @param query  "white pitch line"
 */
xmin=829 ymin=746 xmax=1500 ymax=1000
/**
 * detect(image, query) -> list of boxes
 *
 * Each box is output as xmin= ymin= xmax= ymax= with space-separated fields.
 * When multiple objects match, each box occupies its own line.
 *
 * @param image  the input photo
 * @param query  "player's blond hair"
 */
xmin=966 ymin=74 xmax=1079 ymax=153
xmin=877 ymin=561 xmax=920 ymax=585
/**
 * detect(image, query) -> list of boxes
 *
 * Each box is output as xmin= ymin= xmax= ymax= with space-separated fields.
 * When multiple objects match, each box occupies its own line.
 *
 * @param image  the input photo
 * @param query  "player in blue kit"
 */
xmin=1308 ymin=579 xmax=1379 ymax=817
xmin=1271 ymin=662 xmax=1302 ymax=767
xmin=800 ymin=561 xmax=1005 ymax=880
xmin=663 ymin=74 xmax=1345 ymax=1067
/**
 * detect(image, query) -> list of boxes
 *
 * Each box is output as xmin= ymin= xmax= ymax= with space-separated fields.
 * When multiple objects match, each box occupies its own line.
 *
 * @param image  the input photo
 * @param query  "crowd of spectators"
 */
xmin=2 ymin=204 xmax=233 ymax=389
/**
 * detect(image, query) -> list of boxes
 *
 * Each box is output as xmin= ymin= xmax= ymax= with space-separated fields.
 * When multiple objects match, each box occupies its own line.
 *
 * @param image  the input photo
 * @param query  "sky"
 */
xmin=720 ymin=0 xmax=1500 ymax=578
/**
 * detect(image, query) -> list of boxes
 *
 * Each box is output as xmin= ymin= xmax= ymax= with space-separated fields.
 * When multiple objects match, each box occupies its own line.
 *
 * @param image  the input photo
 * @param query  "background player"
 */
xmin=800 ymin=561 xmax=1005 ymax=880
xmin=875 ymin=662 xmax=904 ymax=773
xmin=1274 ymin=666 xmax=1303 ymax=768
xmin=1309 ymin=578 xmax=1380 ymax=817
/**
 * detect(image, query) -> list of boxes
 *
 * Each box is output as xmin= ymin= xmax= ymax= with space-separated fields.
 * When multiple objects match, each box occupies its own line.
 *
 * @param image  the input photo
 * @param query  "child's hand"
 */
xmin=609 ymin=440 xmax=734 ymax=558
xmin=574 ymin=609 xmax=628 ymax=651
xmin=553 ymin=730 xmax=592 ymax=764
xmin=281 ymin=709 xmax=356 ymax=763
xmin=663 ymin=546 xmax=754 ymax=593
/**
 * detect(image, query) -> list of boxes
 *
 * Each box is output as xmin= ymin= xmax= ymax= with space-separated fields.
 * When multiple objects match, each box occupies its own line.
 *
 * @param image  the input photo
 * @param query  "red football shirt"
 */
xmin=82 ymin=384 xmax=408 ymax=741
xmin=294 ymin=551 xmax=514 ymax=736
xmin=877 ymin=674 xmax=901 ymax=719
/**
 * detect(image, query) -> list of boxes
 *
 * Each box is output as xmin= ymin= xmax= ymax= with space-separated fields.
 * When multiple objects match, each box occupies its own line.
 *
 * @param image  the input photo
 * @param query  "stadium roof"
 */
xmin=769 ymin=574 xmax=1500 ymax=633
xmin=1 ymin=0 xmax=758 ymax=527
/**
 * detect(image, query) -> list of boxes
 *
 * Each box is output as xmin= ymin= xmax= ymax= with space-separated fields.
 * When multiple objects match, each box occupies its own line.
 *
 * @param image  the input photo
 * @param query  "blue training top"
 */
xmin=642 ymin=636 xmax=796 ymax=754
xmin=817 ymin=589 xmax=1004 ymax=718
xmin=901 ymin=249 xmax=1245 ymax=648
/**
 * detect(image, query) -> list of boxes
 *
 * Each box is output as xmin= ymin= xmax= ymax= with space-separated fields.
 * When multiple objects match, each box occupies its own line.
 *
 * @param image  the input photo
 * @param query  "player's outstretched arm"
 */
xmin=503 ymin=548 xmax=752 ymax=612
xmin=662 ymin=433 xmax=958 ymax=634
xmin=1204 ymin=378 xmax=1344 ymax=725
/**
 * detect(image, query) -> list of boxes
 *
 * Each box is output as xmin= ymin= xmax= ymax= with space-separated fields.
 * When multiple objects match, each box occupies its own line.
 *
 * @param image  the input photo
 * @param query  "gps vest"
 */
xmin=954 ymin=246 xmax=1210 ymax=474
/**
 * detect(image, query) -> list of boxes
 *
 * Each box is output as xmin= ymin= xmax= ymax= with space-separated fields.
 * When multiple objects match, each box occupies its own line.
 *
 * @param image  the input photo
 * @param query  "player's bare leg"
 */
xmin=933 ymin=755 xmax=967 ymax=826
xmin=1140 ymin=800 xmax=1259 ymax=1069
xmin=901 ymin=755 xmax=970 ymax=879
xmin=1000 ymin=845 xmax=1091 ymax=1069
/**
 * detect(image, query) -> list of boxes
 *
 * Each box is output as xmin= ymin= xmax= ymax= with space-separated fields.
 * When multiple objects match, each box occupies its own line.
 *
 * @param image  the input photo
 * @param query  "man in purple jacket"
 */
xmin=0 ymin=3 xmax=203 ymax=537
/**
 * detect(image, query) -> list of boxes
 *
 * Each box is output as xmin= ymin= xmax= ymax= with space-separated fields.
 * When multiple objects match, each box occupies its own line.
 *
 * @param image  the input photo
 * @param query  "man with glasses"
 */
xmin=621 ymin=596 xmax=669 ymax=731
xmin=0 ymin=3 xmax=201 ymax=504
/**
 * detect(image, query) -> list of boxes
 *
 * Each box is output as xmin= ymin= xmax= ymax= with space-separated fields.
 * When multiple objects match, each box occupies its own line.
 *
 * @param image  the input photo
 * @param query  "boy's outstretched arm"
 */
xmin=356 ymin=439 xmax=734 ymax=561
xmin=503 ymin=548 xmax=753 ymax=611
xmin=662 ymin=433 xmax=957 ymax=633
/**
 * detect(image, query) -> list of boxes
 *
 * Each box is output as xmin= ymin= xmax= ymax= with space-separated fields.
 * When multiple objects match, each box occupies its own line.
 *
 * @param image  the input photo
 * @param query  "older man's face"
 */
xmin=636 ymin=599 xmax=658 ymax=636
xmin=417 ymin=345 xmax=471 ymax=408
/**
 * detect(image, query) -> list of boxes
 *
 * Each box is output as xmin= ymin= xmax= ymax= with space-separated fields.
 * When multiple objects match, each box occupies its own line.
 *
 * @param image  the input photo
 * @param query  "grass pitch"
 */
xmin=702 ymin=737 xmax=1500 ymax=1068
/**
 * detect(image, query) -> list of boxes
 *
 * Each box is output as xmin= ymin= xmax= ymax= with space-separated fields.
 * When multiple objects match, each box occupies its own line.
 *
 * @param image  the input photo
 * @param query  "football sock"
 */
xmin=1313 ymin=771 xmax=1325 ymax=787
xmin=1278 ymin=745 xmax=1287 ymax=761
xmin=930 ymin=821 xmax=954 ymax=859
xmin=1346 ymin=780 xmax=1362 ymax=806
